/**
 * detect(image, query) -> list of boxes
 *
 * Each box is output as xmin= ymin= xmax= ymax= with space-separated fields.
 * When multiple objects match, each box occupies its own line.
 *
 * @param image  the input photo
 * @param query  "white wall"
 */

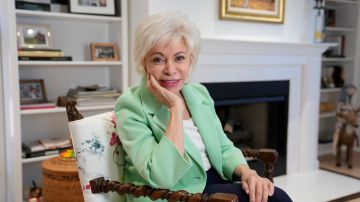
xmin=0 ymin=33 xmax=5 ymax=202
xmin=148 ymin=0 xmax=315 ymax=42
xmin=129 ymin=0 xmax=317 ymax=85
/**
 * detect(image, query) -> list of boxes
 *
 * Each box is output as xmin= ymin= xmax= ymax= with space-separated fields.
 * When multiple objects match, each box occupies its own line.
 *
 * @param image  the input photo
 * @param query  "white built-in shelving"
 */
xmin=318 ymin=0 xmax=359 ymax=156
xmin=5 ymin=1 xmax=129 ymax=200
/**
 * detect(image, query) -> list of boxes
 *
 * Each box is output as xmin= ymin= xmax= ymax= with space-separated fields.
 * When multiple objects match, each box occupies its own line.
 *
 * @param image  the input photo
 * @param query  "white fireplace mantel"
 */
xmin=192 ymin=38 xmax=329 ymax=175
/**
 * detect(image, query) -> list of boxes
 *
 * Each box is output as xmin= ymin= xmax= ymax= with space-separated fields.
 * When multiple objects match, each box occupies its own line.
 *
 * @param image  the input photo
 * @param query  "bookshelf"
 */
xmin=1 ymin=1 xmax=129 ymax=200
xmin=318 ymin=0 xmax=359 ymax=156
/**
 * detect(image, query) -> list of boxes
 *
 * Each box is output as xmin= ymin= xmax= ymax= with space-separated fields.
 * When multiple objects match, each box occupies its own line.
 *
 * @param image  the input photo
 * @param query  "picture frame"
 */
xmin=17 ymin=24 xmax=52 ymax=49
xmin=19 ymin=79 xmax=48 ymax=105
xmin=90 ymin=42 xmax=119 ymax=61
xmin=69 ymin=0 xmax=115 ymax=16
xmin=324 ymin=35 xmax=345 ymax=57
xmin=325 ymin=8 xmax=336 ymax=27
xmin=219 ymin=0 xmax=285 ymax=23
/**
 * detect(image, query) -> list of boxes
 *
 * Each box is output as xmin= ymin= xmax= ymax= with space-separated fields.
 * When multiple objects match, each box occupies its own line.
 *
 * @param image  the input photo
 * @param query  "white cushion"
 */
xmin=68 ymin=111 xmax=124 ymax=202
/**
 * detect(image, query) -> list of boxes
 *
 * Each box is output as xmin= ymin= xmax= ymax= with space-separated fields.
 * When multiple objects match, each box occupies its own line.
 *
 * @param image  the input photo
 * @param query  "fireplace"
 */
xmin=203 ymin=81 xmax=289 ymax=176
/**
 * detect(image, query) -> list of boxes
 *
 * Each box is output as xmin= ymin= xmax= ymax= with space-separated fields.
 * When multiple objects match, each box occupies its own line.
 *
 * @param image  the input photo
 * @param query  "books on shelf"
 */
xmin=65 ymin=85 xmax=121 ymax=106
xmin=16 ymin=0 xmax=51 ymax=12
xmin=22 ymin=137 xmax=71 ymax=158
xmin=20 ymin=102 xmax=56 ymax=110
xmin=18 ymin=56 xmax=72 ymax=61
xmin=40 ymin=137 xmax=71 ymax=149
xmin=18 ymin=50 xmax=65 ymax=57
xmin=18 ymin=48 xmax=65 ymax=57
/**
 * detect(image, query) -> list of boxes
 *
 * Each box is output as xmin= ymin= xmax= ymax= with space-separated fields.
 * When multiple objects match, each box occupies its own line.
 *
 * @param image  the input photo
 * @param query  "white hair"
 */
xmin=134 ymin=12 xmax=201 ymax=74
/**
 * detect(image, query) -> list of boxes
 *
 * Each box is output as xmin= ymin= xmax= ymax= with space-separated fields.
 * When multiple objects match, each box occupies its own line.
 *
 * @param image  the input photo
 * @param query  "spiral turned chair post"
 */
xmin=240 ymin=148 xmax=278 ymax=182
xmin=90 ymin=177 xmax=238 ymax=202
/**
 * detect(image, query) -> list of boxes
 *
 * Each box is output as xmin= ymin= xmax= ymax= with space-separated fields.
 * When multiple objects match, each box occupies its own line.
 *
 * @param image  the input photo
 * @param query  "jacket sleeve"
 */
xmin=196 ymin=84 xmax=248 ymax=180
xmin=114 ymin=92 xmax=193 ymax=188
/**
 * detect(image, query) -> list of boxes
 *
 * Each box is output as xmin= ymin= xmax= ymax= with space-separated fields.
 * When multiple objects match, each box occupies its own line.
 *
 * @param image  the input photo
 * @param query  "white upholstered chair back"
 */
xmin=68 ymin=111 xmax=124 ymax=202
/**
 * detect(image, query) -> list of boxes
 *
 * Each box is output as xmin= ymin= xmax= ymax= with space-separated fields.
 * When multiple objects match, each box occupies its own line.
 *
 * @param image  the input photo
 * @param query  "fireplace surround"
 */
xmin=191 ymin=38 xmax=329 ymax=175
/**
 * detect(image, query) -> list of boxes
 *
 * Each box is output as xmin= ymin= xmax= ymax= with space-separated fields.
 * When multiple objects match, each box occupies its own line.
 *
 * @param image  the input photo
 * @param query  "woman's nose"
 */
xmin=163 ymin=61 xmax=176 ymax=75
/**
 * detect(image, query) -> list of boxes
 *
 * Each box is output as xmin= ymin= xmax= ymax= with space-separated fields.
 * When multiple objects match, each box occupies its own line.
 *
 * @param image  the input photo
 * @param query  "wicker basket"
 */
xmin=41 ymin=156 xmax=84 ymax=202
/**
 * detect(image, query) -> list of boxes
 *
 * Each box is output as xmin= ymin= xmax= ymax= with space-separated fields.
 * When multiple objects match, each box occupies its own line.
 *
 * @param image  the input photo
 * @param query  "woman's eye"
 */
xmin=175 ymin=55 xmax=185 ymax=62
xmin=152 ymin=57 xmax=165 ymax=64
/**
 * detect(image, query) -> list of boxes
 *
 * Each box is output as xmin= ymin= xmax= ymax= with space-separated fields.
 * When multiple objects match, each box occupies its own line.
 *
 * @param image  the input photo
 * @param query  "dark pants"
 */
xmin=203 ymin=168 xmax=292 ymax=202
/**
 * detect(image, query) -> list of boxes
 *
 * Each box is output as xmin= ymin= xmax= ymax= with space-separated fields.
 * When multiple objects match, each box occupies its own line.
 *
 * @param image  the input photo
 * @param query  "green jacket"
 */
xmin=114 ymin=79 xmax=247 ymax=202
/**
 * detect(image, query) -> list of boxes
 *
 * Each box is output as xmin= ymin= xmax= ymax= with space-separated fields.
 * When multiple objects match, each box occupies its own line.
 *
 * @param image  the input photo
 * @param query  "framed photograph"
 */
xmin=324 ymin=35 xmax=345 ymax=57
xmin=69 ymin=0 xmax=115 ymax=16
xmin=325 ymin=8 xmax=336 ymax=27
xmin=90 ymin=43 xmax=119 ymax=61
xmin=17 ymin=24 xmax=52 ymax=49
xmin=19 ymin=79 xmax=48 ymax=105
xmin=219 ymin=0 xmax=285 ymax=23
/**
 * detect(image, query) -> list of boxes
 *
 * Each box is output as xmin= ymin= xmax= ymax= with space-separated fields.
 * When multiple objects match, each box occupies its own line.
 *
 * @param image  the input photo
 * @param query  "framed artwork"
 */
xmin=69 ymin=0 xmax=115 ymax=16
xmin=90 ymin=43 xmax=119 ymax=61
xmin=17 ymin=24 xmax=52 ymax=49
xmin=219 ymin=0 xmax=285 ymax=23
xmin=19 ymin=79 xmax=48 ymax=105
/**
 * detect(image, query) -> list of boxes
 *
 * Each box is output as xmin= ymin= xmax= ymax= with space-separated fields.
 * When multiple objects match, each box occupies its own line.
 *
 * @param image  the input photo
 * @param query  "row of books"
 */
xmin=18 ymin=48 xmax=72 ymax=61
xmin=22 ymin=137 xmax=71 ymax=158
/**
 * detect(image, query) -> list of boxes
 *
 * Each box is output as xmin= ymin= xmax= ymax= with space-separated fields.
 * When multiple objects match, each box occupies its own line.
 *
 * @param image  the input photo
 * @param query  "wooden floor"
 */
xmin=319 ymin=151 xmax=360 ymax=180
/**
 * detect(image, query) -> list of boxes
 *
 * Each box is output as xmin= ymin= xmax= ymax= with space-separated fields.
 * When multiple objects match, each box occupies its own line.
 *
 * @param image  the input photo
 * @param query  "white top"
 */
xmin=183 ymin=118 xmax=211 ymax=171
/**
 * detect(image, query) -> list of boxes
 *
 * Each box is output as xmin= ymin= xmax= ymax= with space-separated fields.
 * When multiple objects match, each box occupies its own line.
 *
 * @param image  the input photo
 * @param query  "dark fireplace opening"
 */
xmin=202 ymin=81 xmax=289 ymax=177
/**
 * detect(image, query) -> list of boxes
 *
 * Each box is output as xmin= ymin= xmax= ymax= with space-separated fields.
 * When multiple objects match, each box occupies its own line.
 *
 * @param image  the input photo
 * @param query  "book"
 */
xmin=18 ymin=56 xmax=72 ymax=61
xmin=18 ymin=48 xmax=62 ymax=52
xmin=22 ymin=147 xmax=70 ymax=158
xmin=40 ymin=137 xmax=71 ymax=149
xmin=22 ymin=137 xmax=72 ymax=158
xmin=20 ymin=102 xmax=56 ymax=110
xmin=15 ymin=1 xmax=50 ymax=11
xmin=18 ymin=50 xmax=64 ymax=57
xmin=67 ymin=86 xmax=118 ymax=96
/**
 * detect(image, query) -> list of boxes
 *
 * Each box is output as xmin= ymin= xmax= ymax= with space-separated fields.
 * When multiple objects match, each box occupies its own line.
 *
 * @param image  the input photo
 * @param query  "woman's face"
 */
xmin=145 ymin=38 xmax=191 ymax=95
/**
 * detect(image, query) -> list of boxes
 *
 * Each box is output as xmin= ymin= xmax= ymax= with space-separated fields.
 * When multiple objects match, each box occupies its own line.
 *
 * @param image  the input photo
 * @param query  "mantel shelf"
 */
xmin=21 ymin=105 xmax=114 ymax=115
xmin=18 ymin=61 xmax=123 ymax=67
xmin=15 ymin=9 xmax=122 ymax=22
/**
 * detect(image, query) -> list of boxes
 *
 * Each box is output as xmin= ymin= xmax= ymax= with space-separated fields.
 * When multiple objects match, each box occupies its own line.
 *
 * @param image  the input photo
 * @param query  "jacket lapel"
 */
xmin=181 ymin=84 xmax=222 ymax=172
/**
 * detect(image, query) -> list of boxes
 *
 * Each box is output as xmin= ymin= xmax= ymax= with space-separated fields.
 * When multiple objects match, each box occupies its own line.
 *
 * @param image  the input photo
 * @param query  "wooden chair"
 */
xmin=66 ymin=101 xmax=278 ymax=202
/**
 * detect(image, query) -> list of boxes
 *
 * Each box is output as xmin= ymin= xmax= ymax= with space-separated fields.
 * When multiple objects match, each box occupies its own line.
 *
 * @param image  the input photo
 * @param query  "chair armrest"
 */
xmin=90 ymin=177 xmax=238 ymax=202
xmin=241 ymin=148 xmax=278 ymax=182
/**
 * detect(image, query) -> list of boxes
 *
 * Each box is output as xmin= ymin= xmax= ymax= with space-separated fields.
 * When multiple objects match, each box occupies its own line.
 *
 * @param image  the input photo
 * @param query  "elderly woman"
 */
xmin=115 ymin=12 xmax=292 ymax=202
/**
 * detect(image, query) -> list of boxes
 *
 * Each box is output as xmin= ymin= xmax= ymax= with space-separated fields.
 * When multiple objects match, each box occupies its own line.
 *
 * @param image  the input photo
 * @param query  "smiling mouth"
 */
xmin=159 ymin=79 xmax=180 ymax=88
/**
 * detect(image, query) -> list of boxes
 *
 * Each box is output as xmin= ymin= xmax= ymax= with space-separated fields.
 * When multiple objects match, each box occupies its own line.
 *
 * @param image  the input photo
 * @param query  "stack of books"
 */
xmin=22 ymin=137 xmax=72 ymax=158
xmin=66 ymin=85 xmax=121 ymax=106
xmin=18 ymin=48 xmax=72 ymax=61
xmin=16 ymin=0 xmax=51 ymax=12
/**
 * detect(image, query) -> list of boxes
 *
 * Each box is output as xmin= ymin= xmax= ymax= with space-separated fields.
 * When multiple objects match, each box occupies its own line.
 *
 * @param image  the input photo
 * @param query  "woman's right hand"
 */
xmin=147 ymin=73 xmax=183 ymax=111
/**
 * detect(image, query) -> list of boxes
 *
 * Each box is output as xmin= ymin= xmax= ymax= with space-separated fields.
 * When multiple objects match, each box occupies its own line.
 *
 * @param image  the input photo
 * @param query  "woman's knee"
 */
xmin=269 ymin=187 xmax=292 ymax=202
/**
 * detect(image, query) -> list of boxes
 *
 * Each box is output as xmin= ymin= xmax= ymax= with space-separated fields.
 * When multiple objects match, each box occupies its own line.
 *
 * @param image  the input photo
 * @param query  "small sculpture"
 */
xmin=332 ymin=84 xmax=360 ymax=168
